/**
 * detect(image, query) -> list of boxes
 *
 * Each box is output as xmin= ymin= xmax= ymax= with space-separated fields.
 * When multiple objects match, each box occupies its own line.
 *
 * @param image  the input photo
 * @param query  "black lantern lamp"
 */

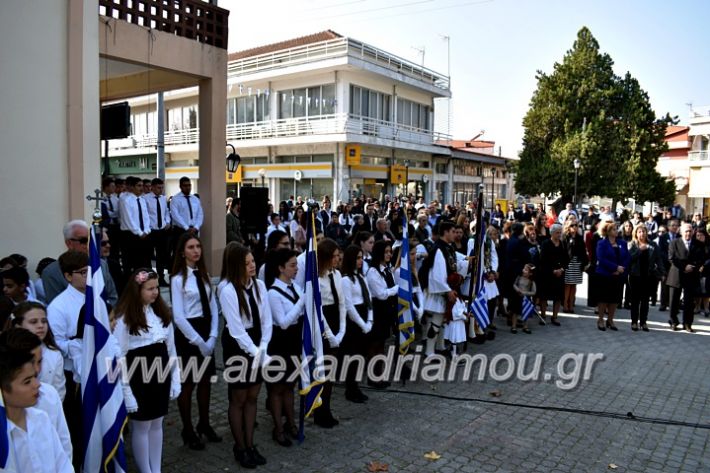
xmin=226 ymin=143 xmax=241 ymax=173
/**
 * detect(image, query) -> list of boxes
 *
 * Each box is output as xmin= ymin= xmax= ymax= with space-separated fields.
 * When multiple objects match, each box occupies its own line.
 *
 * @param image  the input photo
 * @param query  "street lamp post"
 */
xmin=573 ymin=158 xmax=580 ymax=210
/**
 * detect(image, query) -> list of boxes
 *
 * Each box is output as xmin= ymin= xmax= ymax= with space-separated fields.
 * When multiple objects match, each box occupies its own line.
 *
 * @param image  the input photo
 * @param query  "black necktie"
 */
xmin=194 ymin=269 xmax=211 ymax=319
xmin=383 ymin=266 xmax=395 ymax=288
xmin=108 ymin=195 xmax=114 ymax=212
xmin=185 ymin=194 xmax=194 ymax=220
xmin=287 ymin=284 xmax=299 ymax=302
xmin=156 ymin=195 xmax=163 ymax=228
xmin=328 ymin=272 xmax=339 ymax=307
xmin=136 ymin=197 xmax=145 ymax=232
xmin=246 ymin=285 xmax=261 ymax=343
xmin=356 ymin=275 xmax=372 ymax=310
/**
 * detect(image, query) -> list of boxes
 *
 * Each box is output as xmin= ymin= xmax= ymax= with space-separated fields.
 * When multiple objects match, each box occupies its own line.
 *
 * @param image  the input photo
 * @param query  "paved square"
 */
xmin=151 ymin=279 xmax=710 ymax=472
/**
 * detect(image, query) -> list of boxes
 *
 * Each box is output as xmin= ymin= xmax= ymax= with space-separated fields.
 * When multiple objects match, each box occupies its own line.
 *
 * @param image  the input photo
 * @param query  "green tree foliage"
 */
xmin=516 ymin=27 xmax=676 ymax=206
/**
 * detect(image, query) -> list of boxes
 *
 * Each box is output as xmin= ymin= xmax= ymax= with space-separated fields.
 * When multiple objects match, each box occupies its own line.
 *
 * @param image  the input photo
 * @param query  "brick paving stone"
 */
xmin=146 ymin=277 xmax=710 ymax=471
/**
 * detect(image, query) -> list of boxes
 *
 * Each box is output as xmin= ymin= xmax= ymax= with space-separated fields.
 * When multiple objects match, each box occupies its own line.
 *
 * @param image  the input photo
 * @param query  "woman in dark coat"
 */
xmin=628 ymin=224 xmax=665 ymax=331
xmin=538 ymin=223 xmax=569 ymax=325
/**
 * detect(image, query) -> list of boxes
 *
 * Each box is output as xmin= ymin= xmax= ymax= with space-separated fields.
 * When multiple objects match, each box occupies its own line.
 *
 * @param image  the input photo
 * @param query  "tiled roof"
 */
xmin=228 ymin=30 xmax=343 ymax=61
xmin=438 ymin=140 xmax=496 ymax=149
xmin=665 ymin=125 xmax=689 ymax=136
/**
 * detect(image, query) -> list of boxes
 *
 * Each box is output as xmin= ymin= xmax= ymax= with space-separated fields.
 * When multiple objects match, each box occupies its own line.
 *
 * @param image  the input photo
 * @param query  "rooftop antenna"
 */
xmin=411 ymin=45 xmax=425 ymax=66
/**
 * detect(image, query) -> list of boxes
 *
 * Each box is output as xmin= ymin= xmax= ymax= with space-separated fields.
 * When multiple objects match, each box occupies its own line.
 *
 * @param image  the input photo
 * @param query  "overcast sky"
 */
xmin=223 ymin=0 xmax=710 ymax=157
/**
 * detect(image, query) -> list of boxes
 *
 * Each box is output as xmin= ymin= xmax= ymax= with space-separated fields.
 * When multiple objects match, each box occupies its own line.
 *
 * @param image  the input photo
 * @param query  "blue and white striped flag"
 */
xmin=521 ymin=296 xmax=538 ymax=321
xmin=81 ymin=226 xmax=128 ymax=473
xmin=469 ymin=221 xmax=490 ymax=330
xmin=0 ymin=391 xmax=7 ymax=469
xmin=298 ymin=209 xmax=326 ymax=441
xmin=397 ymin=214 xmax=415 ymax=354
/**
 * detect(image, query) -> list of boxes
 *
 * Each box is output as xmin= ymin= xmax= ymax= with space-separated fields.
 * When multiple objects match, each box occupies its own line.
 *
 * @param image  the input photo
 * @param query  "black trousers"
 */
xmin=629 ymin=275 xmax=652 ymax=325
xmin=121 ymin=231 xmax=151 ymax=275
xmin=150 ymin=228 xmax=171 ymax=278
xmin=669 ymin=285 xmax=695 ymax=327
xmin=63 ymin=371 xmax=82 ymax=471
xmin=106 ymin=223 xmax=122 ymax=261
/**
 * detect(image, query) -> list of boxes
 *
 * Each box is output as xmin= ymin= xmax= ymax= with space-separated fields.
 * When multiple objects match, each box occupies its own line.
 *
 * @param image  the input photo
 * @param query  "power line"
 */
xmin=311 ymin=0 xmax=434 ymax=21
xmin=326 ymin=0 xmax=494 ymax=24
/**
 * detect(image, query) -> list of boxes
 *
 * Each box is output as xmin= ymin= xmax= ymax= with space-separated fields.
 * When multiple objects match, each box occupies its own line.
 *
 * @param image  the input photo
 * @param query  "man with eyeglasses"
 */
xmin=40 ymin=220 xmax=118 ymax=305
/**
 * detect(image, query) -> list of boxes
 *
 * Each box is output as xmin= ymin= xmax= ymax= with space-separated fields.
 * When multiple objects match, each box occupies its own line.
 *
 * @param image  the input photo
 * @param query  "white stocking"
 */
xmin=130 ymin=419 xmax=152 ymax=473
xmin=148 ymin=417 xmax=164 ymax=473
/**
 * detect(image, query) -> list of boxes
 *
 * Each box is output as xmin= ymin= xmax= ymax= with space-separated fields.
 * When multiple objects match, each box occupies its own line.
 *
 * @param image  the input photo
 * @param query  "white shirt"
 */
xmin=113 ymin=305 xmax=180 ymax=390
xmin=119 ymin=193 xmax=151 ymax=236
xmin=339 ymin=214 xmax=355 ymax=230
xmin=145 ymin=193 xmax=171 ymax=230
xmin=170 ymin=270 xmax=219 ymax=344
xmin=341 ymin=274 xmax=373 ymax=330
xmin=36 ymin=383 xmax=72 ymax=461
xmin=317 ymin=270 xmax=347 ymax=339
xmin=170 ymin=192 xmax=204 ymax=231
xmin=39 ymin=345 xmax=66 ymax=401
xmin=6 ymin=407 xmax=73 ymax=473
xmin=423 ymin=248 xmax=452 ymax=314
xmin=102 ymin=193 xmax=120 ymax=224
xmin=47 ymin=285 xmax=84 ymax=373
xmin=265 ymin=223 xmax=287 ymax=242
xmin=267 ymin=279 xmax=305 ymax=330
xmin=217 ymin=279 xmax=273 ymax=357
xmin=366 ymin=265 xmax=399 ymax=302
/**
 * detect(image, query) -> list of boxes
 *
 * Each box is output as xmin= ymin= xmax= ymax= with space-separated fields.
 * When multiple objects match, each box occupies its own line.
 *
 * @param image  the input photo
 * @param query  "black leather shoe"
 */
xmin=345 ymin=390 xmax=367 ymax=403
xmin=196 ymin=423 xmax=222 ymax=443
xmin=605 ymin=321 xmax=618 ymax=331
xmin=272 ymin=429 xmax=292 ymax=447
xmin=684 ymin=324 xmax=695 ymax=333
xmin=367 ymin=380 xmax=390 ymax=390
xmin=550 ymin=318 xmax=561 ymax=326
xmin=181 ymin=429 xmax=205 ymax=450
xmin=284 ymin=421 xmax=299 ymax=440
xmin=597 ymin=322 xmax=606 ymax=331
xmin=313 ymin=414 xmax=338 ymax=428
xmin=659 ymin=306 xmax=667 ymax=312
xmin=641 ymin=324 xmax=649 ymax=332
xmin=233 ymin=446 xmax=256 ymax=469
xmin=248 ymin=446 xmax=267 ymax=466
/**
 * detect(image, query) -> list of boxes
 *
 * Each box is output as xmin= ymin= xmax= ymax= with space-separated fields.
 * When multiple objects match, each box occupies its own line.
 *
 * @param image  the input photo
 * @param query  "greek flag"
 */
xmin=469 ymin=221 xmax=490 ymax=330
xmin=397 ymin=214 xmax=415 ymax=354
xmin=0 ymin=391 xmax=7 ymax=469
xmin=298 ymin=209 xmax=326 ymax=441
xmin=521 ymin=296 xmax=538 ymax=321
xmin=81 ymin=226 xmax=128 ymax=473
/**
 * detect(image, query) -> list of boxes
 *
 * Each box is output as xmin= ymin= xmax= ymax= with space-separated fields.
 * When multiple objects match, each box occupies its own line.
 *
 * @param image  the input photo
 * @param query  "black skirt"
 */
xmin=322 ymin=304 xmax=341 ymax=355
xmin=174 ymin=315 xmax=217 ymax=382
xmin=341 ymin=303 xmax=368 ymax=356
xmin=268 ymin=320 xmax=303 ymax=384
xmin=597 ymin=274 xmax=625 ymax=304
xmin=222 ymin=327 xmax=262 ymax=389
xmin=370 ymin=296 xmax=397 ymax=343
xmin=126 ymin=342 xmax=170 ymax=421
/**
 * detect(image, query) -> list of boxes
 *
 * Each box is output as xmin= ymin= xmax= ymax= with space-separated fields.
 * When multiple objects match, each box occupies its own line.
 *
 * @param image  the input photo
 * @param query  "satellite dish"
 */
xmin=294 ymin=170 xmax=303 ymax=181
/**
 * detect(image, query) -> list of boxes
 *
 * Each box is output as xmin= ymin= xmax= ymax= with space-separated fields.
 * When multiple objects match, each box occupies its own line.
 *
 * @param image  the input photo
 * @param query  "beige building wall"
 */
xmin=1 ymin=1 xmax=100 ymax=268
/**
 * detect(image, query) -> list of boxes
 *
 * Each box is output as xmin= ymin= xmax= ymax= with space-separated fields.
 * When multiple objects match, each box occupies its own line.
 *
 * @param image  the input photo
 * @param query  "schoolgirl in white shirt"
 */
xmin=340 ymin=245 xmax=373 ymax=403
xmin=353 ymin=231 xmax=375 ymax=274
xmin=170 ymin=234 xmax=220 ymax=450
xmin=265 ymin=248 xmax=306 ymax=447
xmin=365 ymin=240 xmax=399 ymax=389
xmin=315 ymin=238 xmax=347 ymax=428
xmin=217 ymin=243 xmax=272 ymax=469
xmin=7 ymin=301 xmax=66 ymax=401
xmin=113 ymin=269 xmax=181 ymax=473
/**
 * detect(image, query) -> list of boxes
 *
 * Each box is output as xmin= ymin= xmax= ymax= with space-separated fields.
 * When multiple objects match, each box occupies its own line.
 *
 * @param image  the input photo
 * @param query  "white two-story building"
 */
xmin=108 ymin=30 xmax=513 ymax=205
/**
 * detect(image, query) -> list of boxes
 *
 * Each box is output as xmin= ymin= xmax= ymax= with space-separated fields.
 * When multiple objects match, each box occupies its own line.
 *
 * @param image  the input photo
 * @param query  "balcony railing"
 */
xmin=99 ymin=0 xmax=229 ymax=49
xmin=228 ymin=38 xmax=450 ymax=91
xmin=109 ymin=114 xmax=451 ymax=153
xmin=689 ymin=150 xmax=709 ymax=161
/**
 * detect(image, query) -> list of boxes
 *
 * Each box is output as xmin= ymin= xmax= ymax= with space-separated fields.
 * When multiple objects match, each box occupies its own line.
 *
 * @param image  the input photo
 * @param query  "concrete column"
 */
xmin=68 ymin=0 xmax=100 ymax=221
xmin=447 ymin=159 xmax=454 ymax=205
xmin=198 ymin=68 xmax=227 ymax=273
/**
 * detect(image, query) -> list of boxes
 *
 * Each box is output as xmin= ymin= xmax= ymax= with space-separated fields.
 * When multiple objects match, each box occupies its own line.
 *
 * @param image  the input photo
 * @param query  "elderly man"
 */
xmin=666 ymin=223 xmax=703 ymax=332
xmin=41 ymin=220 xmax=118 ymax=305
xmin=373 ymin=218 xmax=395 ymax=242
